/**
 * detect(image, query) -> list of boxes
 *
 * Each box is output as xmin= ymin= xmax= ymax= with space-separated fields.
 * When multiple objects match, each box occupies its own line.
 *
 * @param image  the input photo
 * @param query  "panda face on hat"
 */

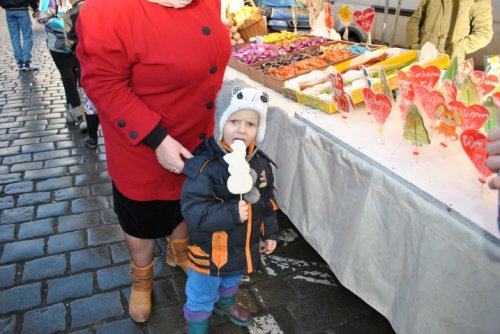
xmin=214 ymin=80 xmax=269 ymax=146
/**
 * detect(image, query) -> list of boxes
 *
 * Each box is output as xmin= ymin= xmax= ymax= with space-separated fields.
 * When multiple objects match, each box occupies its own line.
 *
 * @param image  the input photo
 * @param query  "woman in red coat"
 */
xmin=76 ymin=0 xmax=231 ymax=322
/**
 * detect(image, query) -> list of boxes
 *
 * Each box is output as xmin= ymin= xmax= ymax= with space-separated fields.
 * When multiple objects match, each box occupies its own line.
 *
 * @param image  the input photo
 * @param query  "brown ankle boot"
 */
xmin=129 ymin=259 xmax=155 ymax=322
xmin=165 ymin=237 xmax=189 ymax=274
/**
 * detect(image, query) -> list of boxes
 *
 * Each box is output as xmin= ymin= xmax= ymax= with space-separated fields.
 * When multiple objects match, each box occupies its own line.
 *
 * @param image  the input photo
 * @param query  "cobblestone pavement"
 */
xmin=0 ymin=12 xmax=395 ymax=334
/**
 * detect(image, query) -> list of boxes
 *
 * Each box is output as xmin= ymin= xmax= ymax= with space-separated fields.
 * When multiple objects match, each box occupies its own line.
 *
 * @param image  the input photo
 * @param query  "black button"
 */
xmin=202 ymin=27 xmax=211 ymax=35
xmin=209 ymin=66 xmax=217 ymax=74
xmin=118 ymin=119 xmax=126 ymax=127
xmin=198 ymin=133 xmax=206 ymax=140
xmin=129 ymin=131 xmax=137 ymax=139
xmin=206 ymin=102 xmax=214 ymax=110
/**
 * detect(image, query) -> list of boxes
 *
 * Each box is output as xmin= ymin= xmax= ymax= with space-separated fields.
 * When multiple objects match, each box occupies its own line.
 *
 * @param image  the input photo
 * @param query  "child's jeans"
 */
xmin=184 ymin=268 xmax=243 ymax=318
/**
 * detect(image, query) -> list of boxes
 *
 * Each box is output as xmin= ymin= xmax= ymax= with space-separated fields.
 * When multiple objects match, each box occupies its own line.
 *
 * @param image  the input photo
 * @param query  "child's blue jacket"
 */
xmin=181 ymin=137 xmax=279 ymax=276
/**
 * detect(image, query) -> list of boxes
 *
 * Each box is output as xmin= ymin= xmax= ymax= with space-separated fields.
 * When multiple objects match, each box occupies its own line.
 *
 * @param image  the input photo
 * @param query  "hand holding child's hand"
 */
xmin=238 ymin=200 xmax=248 ymax=222
xmin=263 ymin=239 xmax=277 ymax=255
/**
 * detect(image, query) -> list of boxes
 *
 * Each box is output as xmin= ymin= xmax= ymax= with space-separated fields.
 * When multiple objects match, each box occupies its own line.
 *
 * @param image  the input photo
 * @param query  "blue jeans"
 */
xmin=6 ymin=10 xmax=33 ymax=62
xmin=184 ymin=268 xmax=243 ymax=320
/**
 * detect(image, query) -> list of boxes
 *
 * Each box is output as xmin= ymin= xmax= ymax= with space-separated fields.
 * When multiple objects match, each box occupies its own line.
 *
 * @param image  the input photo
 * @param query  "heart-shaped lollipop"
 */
xmin=414 ymin=85 xmax=445 ymax=120
xmin=448 ymin=101 xmax=489 ymax=131
xmin=460 ymin=129 xmax=493 ymax=179
xmin=362 ymin=88 xmax=392 ymax=125
xmin=409 ymin=65 xmax=441 ymax=91
xmin=353 ymin=8 xmax=375 ymax=34
xmin=470 ymin=70 xmax=499 ymax=97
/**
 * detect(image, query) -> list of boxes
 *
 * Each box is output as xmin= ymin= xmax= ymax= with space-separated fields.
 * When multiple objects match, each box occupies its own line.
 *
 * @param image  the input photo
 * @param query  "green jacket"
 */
xmin=406 ymin=0 xmax=493 ymax=60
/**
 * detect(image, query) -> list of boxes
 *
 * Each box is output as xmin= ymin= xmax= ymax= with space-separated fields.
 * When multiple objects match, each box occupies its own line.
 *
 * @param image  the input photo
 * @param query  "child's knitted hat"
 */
xmin=214 ymin=79 xmax=269 ymax=144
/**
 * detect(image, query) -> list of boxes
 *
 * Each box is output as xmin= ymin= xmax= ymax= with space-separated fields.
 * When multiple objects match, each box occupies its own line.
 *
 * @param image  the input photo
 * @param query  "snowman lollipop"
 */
xmin=224 ymin=140 xmax=253 ymax=199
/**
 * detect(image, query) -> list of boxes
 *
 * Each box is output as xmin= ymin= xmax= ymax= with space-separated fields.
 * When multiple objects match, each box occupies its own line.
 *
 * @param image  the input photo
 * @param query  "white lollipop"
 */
xmin=223 ymin=140 xmax=253 ymax=196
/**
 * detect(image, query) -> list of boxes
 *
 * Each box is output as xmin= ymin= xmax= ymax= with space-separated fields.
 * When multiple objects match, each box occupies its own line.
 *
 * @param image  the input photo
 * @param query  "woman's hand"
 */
xmin=155 ymin=135 xmax=193 ymax=174
xmin=147 ymin=0 xmax=192 ymax=8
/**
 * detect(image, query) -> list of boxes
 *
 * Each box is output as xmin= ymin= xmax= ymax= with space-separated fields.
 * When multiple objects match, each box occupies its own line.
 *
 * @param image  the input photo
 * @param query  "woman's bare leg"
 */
xmin=124 ymin=232 xmax=156 ymax=267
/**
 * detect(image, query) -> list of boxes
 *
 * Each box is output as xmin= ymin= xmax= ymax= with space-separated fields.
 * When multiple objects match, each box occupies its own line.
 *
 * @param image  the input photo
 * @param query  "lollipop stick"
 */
xmin=377 ymin=126 xmax=385 ymax=145
xmin=440 ymin=136 xmax=448 ymax=159
xmin=478 ymin=174 xmax=486 ymax=197
xmin=413 ymin=146 xmax=420 ymax=163
xmin=240 ymin=194 xmax=243 ymax=201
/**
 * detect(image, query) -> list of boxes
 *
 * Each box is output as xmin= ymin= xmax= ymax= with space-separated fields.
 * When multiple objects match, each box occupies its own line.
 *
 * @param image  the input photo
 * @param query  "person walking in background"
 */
xmin=0 ymin=0 xmax=39 ymax=71
xmin=63 ymin=0 xmax=99 ymax=149
xmin=75 ymin=0 xmax=231 ymax=323
xmin=181 ymin=80 xmax=279 ymax=333
xmin=37 ymin=0 xmax=86 ymax=129
xmin=406 ymin=0 xmax=493 ymax=60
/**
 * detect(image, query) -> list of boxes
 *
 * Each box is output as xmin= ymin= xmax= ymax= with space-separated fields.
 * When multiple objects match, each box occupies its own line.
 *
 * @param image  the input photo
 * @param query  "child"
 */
xmin=181 ymin=79 xmax=279 ymax=333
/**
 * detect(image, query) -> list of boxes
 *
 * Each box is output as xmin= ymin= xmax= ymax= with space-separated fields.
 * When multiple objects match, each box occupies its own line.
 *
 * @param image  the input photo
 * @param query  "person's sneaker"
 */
xmin=17 ymin=60 xmax=24 ymax=70
xmin=84 ymin=137 xmax=98 ymax=149
xmin=22 ymin=60 xmax=37 ymax=72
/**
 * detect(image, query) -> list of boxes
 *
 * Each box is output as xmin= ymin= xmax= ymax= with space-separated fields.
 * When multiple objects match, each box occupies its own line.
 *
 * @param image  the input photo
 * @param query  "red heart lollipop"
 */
xmin=470 ymin=71 xmax=499 ymax=97
xmin=409 ymin=65 xmax=441 ymax=91
xmin=460 ymin=129 xmax=493 ymax=178
xmin=353 ymin=8 xmax=375 ymax=34
xmin=449 ymin=101 xmax=490 ymax=131
xmin=414 ymin=85 xmax=445 ymax=120
xmin=362 ymin=88 xmax=392 ymax=125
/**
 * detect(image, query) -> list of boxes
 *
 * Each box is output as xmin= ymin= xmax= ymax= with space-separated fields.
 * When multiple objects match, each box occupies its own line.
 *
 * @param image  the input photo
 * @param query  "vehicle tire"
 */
xmin=338 ymin=27 xmax=362 ymax=43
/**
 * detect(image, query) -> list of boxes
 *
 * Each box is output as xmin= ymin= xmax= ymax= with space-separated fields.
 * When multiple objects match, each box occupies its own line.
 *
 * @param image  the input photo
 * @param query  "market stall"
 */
xmin=221 ymin=2 xmax=500 ymax=330
xmin=225 ymin=63 xmax=500 ymax=333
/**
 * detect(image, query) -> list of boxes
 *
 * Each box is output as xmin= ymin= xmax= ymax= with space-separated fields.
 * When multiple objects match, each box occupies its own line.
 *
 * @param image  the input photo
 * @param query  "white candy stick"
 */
xmin=224 ymin=140 xmax=253 ymax=195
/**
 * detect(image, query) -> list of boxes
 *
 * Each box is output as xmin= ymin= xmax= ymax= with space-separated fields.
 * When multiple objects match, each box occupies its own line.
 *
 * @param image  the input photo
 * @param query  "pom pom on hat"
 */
xmin=214 ymin=79 xmax=269 ymax=144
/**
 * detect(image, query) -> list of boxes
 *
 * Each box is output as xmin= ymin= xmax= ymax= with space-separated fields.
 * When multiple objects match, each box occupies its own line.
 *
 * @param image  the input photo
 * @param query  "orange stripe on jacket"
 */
xmin=245 ymin=203 xmax=253 ymax=273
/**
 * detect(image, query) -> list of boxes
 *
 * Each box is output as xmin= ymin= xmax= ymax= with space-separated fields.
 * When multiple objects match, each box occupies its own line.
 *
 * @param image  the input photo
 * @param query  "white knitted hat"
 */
xmin=214 ymin=79 xmax=269 ymax=145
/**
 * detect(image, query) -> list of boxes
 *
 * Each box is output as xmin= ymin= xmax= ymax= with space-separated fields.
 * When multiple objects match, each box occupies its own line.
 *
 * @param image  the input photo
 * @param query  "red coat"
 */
xmin=76 ymin=0 xmax=231 ymax=201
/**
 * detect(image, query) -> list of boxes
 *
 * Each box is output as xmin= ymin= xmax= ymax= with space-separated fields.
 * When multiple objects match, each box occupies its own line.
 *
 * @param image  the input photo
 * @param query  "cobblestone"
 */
xmin=0 ymin=12 xmax=395 ymax=334
xmin=17 ymin=218 xmax=54 ymax=239
xmin=21 ymin=303 xmax=67 ymax=334
xmin=47 ymin=230 xmax=84 ymax=254
xmin=46 ymin=272 xmax=93 ymax=304
xmin=22 ymin=253 xmax=67 ymax=282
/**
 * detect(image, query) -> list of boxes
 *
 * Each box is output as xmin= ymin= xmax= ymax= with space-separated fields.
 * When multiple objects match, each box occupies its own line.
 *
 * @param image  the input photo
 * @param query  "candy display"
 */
xmin=231 ymin=36 xmax=331 ymax=65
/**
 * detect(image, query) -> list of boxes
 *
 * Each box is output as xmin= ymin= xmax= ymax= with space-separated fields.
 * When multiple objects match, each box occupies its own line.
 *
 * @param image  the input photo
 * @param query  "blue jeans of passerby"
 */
xmin=6 ymin=9 xmax=33 ymax=62
xmin=184 ymin=268 xmax=243 ymax=321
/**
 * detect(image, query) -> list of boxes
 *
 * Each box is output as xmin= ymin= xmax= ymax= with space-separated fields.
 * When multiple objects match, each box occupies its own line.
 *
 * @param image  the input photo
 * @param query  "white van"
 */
xmin=330 ymin=0 xmax=500 ymax=69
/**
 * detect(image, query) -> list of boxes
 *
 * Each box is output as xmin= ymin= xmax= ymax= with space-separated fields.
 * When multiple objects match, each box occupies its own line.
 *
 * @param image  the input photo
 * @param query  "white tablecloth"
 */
xmin=225 ymin=67 xmax=500 ymax=334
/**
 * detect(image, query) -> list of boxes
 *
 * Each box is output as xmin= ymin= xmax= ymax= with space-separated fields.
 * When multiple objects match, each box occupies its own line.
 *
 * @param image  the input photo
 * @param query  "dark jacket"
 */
xmin=63 ymin=0 xmax=84 ymax=52
xmin=181 ymin=137 xmax=279 ymax=276
xmin=0 ymin=0 xmax=37 ymax=11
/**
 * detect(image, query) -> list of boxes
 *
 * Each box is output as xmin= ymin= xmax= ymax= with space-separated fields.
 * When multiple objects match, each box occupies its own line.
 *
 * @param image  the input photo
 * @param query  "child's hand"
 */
xmin=239 ymin=200 xmax=248 ymax=222
xmin=263 ymin=239 xmax=277 ymax=255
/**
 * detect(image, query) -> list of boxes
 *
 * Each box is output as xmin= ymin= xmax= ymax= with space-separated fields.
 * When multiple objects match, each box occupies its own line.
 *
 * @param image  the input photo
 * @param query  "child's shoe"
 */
xmin=214 ymin=296 xmax=253 ymax=326
xmin=84 ymin=137 xmax=98 ymax=149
